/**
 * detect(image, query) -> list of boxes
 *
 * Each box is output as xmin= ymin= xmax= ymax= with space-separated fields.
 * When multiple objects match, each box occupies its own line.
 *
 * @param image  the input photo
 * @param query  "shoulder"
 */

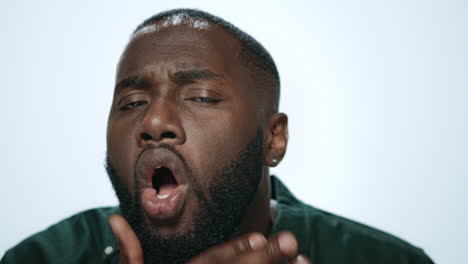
xmin=271 ymin=177 xmax=433 ymax=264
xmin=1 ymin=207 xmax=119 ymax=264
xmin=302 ymin=203 xmax=432 ymax=263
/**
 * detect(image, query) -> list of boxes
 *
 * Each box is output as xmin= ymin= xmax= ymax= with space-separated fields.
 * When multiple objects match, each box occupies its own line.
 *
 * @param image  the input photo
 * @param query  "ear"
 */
xmin=264 ymin=113 xmax=288 ymax=167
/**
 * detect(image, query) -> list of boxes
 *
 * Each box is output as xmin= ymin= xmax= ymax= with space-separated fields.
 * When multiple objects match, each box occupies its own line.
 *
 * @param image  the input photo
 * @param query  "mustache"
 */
xmin=138 ymin=143 xmax=190 ymax=172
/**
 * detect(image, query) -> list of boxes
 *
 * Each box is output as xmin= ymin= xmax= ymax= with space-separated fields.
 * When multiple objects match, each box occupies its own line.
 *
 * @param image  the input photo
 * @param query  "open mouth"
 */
xmin=152 ymin=166 xmax=178 ymax=198
xmin=137 ymin=147 xmax=188 ymax=220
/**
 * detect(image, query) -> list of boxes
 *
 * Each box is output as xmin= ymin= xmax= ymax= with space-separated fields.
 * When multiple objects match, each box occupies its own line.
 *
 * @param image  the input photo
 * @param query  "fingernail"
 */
xmin=249 ymin=233 xmax=266 ymax=250
xmin=296 ymin=255 xmax=308 ymax=263
xmin=278 ymin=232 xmax=297 ymax=255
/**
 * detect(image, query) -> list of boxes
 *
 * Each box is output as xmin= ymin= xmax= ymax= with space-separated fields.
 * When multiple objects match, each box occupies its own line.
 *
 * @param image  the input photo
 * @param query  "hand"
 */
xmin=187 ymin=231 xmax=311 ymax=264
xmin=109 ymin=214 xmax=311 ymax=264
xmin=109 ymin=214 xmax=144 ymax=264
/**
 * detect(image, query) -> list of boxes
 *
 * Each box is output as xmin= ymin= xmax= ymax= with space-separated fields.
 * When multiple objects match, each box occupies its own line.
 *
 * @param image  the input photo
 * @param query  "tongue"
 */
xmin=158 ymin=184 xmax=178 ymax=196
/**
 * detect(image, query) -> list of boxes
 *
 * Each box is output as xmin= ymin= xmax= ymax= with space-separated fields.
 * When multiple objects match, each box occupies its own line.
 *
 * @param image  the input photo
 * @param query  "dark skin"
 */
xmin=107 ymin=20 xmax=311 ymax=263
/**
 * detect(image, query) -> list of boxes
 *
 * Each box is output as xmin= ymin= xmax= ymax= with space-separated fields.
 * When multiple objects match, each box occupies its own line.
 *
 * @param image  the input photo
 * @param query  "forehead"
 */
xmin=117 ymin=20 xmax=245 ymax=82
xmin=132 ymin=15 xmax=212 ymax=38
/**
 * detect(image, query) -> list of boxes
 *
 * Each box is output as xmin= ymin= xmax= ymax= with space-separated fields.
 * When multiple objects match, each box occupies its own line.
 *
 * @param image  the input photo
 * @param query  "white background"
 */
xmin=2 ymin=1 xmax=467 ymax=263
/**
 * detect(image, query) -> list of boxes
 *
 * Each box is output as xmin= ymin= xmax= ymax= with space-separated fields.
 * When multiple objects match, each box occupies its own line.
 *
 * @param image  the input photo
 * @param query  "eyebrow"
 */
xmin=114 ymin=75 xmax=146 ymax=91
xmin=114 ymin=69 xmax=224 ymax=91
xmin=170 ymin=69 xmax=224 ymax=85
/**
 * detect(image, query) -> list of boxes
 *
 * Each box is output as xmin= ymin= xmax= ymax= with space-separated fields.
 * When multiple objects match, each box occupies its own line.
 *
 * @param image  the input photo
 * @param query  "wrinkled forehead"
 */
xmin=117 ymin=18 xmax=246 ymax=80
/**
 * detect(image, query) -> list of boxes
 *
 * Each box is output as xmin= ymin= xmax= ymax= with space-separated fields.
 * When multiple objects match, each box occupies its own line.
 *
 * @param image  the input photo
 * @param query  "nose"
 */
xmin=138 ymin=100 xmax=186 ymax=147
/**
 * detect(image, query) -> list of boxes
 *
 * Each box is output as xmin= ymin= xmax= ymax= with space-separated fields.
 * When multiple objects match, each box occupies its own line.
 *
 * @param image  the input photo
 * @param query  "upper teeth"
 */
xmin=157 ymin=194 xmax=169 ymax=199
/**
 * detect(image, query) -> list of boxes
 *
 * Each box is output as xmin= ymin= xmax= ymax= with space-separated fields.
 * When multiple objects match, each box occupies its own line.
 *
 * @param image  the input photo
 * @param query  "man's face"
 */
xmin=106 ymin=21 xmax=266 ymax=262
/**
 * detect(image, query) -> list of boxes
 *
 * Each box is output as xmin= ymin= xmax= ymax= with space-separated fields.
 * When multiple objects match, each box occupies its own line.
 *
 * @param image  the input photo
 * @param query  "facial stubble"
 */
xmin=106 ymin=130 xmax=265 ymax=263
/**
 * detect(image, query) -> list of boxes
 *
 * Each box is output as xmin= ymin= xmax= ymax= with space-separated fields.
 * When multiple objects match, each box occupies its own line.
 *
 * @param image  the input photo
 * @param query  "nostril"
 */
xmin=140 ymin=131 xmax=177 ymax=142
xmin=161 ymin=131 xmax=176 ymax=139
xmin=141 ymin=133 xmax=152 ymax=141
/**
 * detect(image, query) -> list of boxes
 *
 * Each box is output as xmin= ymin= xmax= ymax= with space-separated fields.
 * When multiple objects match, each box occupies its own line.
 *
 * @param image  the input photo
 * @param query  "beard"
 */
xmin=106 ymin=130 xmax=265 ymax=264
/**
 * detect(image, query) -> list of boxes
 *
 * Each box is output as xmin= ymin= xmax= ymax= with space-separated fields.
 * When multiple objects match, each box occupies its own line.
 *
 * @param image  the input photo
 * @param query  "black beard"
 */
xmin=106 ymin=130 xmax=265 ymax=264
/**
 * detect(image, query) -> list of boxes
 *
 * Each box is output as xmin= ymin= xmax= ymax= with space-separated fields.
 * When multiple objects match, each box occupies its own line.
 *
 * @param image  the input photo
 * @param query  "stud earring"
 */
xmin=272 ymin=158 xmax=278 ymax=163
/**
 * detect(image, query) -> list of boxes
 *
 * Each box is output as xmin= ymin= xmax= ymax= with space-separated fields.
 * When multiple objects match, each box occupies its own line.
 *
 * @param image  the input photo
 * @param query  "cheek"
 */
xmin=107 ymin=118 xmax=139 ymax=190
xmin=183 ymin=108 xmax=257 ymax=187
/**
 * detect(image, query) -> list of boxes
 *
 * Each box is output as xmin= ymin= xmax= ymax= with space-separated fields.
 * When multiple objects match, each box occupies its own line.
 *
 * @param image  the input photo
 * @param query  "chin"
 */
xmin=141 ymin=204 xmax=199 ymax=239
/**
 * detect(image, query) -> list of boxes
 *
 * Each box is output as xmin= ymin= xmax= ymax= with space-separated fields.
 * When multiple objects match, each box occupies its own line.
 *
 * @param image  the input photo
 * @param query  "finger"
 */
xmin=265 ymin=231 xmax=298 ymax=260
xmin=109 ymin=214 xmax=143 ymax=264
xmin=187 ymin=232 xmax=267 ymax=263
xmin=289 ymin=255 xmax=312 ymax=264
xmin=235 ymin=231 xmax=298 ymax=263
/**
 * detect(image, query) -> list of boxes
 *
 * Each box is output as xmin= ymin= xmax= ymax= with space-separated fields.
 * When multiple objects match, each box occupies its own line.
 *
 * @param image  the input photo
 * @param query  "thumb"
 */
xmin=109 ymin=214 xmax=144 ymax=264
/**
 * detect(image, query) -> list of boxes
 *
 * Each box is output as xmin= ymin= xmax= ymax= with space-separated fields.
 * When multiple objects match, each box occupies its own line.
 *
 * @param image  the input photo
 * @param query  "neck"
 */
xmin=239 ymin=168 xmax=272 ymax=236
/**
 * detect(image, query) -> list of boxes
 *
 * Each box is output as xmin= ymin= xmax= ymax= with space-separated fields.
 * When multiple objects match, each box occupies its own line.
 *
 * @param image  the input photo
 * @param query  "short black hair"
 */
xmin=133 ymin=8 xmax=280 ymax=112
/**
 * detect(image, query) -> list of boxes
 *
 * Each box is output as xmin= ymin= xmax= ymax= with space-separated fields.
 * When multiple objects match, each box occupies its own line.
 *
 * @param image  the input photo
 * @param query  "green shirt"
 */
xmin=2 ymin=177 xmax=433 ymax=263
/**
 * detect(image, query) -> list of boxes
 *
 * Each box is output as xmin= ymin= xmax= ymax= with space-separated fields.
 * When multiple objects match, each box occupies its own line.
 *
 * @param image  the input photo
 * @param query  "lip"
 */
xmin=136 ymin=147 xmax=187 ymax=189
xmin=140 ymin=185 xmax=188 ymax=220
xmin=136 ymin=147 xmax=189 ymax=220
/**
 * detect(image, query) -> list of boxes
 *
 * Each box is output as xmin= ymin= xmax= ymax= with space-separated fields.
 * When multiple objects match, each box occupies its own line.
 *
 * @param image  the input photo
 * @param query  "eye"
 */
xmin=119 ymin=100 xmax=147 ymax=110
xmin=188 ymin=97 xmax=221 ymax=104
xmin=117 ymin=92 xmax=148 ymax=111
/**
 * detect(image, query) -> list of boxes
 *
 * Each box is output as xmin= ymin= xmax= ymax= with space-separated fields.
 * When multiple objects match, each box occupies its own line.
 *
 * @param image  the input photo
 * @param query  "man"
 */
xmin=2 ymin=9 xmax=433 ymax=264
